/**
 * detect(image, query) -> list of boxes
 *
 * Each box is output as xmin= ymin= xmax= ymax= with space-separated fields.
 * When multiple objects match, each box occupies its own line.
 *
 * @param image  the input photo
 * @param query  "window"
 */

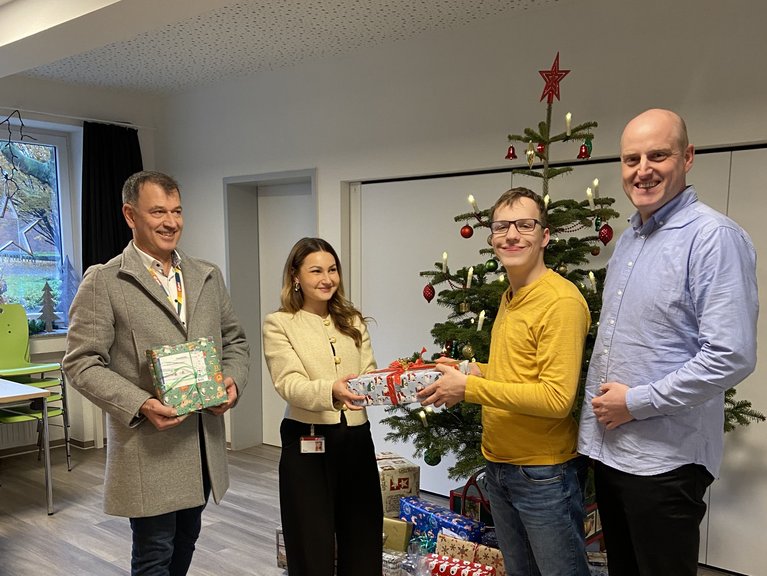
xmin=0 ymin=116 xmax=79 ymax=331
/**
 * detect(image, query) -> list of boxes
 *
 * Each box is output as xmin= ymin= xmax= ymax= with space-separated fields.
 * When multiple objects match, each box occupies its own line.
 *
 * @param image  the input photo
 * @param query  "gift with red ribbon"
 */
xmin=348 ymin=348 xmax=446 ymax=406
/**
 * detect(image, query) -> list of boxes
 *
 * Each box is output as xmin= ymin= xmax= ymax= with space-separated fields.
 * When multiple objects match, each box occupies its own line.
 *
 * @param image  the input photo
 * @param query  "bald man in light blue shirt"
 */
xmin=578 ymin=109 xmax=758 ymax=576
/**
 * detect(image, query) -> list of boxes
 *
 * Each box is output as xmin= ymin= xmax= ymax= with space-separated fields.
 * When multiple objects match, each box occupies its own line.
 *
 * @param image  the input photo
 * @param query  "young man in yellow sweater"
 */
xmin=418 ymin=187 xmax=591 ymax=576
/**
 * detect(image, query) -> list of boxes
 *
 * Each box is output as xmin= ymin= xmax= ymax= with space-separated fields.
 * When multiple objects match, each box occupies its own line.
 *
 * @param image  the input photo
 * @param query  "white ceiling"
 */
xmin=2 ymin=0 xmax=569 ymax=95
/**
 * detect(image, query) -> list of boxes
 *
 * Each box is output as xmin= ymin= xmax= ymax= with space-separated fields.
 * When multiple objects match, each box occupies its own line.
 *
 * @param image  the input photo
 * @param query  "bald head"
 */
xmin=621 ymin=109 xmax=689 ymax=151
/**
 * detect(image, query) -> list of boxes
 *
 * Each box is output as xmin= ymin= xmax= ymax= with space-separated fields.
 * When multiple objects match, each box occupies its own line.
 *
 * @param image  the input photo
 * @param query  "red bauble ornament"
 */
xmin=598 ymin=223 xmax=614 ymax=245
xmin=536 ymin=143 xmax=545 ymax=154
xmin=423 ymin=283 xmax=435 ymax=303
xmin=577 ymin=144 xmax=590 ymax=159
xmin=460 ymin=224 xmax=474 ymax=239
xmin=505 ymin=145 xmax=517 ymax=160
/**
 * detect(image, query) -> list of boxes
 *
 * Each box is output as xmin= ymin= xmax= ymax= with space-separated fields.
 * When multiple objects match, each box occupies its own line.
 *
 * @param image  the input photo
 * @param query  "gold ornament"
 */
xmin=557 ymin=264 xmax=568 ymax=275
xmin=526 ymin=141 xmax=535 ymax=168
xmin=458 ymin=301 xmax=470 ymax=313
xmin=462 ymin=344 xmax=474 ymax=359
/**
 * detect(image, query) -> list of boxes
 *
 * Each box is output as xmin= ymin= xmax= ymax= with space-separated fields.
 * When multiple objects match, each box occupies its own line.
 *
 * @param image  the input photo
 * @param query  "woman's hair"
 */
xmin=279 ymin=237 xmax=367 ymax=347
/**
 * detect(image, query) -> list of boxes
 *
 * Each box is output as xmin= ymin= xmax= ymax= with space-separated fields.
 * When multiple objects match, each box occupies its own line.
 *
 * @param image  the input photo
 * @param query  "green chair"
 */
xmin=0 ymin=303 xmax=71 ymax=471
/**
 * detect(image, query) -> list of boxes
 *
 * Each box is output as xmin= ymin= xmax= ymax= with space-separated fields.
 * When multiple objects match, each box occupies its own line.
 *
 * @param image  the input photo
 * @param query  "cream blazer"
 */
xmin=263 ymin=309 xmax=376 ymax=426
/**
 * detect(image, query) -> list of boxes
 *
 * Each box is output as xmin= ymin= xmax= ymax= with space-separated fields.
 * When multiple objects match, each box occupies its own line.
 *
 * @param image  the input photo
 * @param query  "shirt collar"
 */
xmin=131 ymin=242 xmax=182 ymax=273
xmin=630 ymin=185 xmax=698 ymax=235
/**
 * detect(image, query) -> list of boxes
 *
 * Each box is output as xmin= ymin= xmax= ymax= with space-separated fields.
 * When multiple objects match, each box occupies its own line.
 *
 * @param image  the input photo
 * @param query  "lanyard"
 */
xmin=148 ymin=265 xmax=183 ymax=316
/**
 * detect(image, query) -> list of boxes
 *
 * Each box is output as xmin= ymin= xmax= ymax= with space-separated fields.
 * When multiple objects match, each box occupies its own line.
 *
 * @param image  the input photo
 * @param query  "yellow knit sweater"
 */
xmin=465 ymin=269 xmax=590 ymax=465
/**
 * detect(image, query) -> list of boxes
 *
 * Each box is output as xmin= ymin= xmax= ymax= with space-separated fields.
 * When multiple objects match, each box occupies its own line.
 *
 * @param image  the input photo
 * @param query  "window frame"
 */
xmin=1 ymin=118 xmax=82 ymax=325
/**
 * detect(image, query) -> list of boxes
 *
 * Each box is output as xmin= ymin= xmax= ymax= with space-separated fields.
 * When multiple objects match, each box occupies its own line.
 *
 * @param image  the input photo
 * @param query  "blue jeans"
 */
xmin=129 ymin=500 xmax=208 ymax=576
xmin=130 ymin=418 xmax=211 ymax=576
xmin=484 ymin=456 xmax=590 ymax=576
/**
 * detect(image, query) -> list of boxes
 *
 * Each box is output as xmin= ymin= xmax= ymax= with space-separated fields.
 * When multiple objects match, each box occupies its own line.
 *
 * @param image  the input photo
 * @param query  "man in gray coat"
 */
xmin=64 ymin=170 xmax=249 ymax=576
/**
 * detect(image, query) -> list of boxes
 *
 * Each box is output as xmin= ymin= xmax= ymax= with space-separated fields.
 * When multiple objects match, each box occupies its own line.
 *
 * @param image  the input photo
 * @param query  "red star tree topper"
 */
xmin=539 ymin=51 xmax=570 ymax=104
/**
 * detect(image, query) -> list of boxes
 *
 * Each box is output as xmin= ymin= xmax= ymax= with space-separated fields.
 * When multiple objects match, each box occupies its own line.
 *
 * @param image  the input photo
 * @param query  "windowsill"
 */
xmin=30 ymin=331 xmax=68 ymax=355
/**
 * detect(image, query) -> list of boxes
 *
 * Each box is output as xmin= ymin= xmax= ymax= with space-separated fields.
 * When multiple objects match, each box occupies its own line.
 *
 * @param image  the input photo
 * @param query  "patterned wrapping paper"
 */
xmin=400 ymin=496 xmax=485 ymax=544
xmin=146 ymin=337 xmax=227 ymax=415
xmin=424 ymin=553 xmax=496 ymax=575
xmin=377 ymin=452 xmax=420 ymax=518
xmin=382 ymin=550 xmax=406 ymax=576
xmin=348 ymin=365 xmax=442 ymax=406
xmin=436 ymin=533 xmax=506 ymax=576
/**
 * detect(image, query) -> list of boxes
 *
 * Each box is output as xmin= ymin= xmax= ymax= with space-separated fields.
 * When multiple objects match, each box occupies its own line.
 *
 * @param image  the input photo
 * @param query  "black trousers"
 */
xmin=279 ymin=415 xmax=383 ymax=576
xmin=594 ymin=460 xmax=713 ymax=576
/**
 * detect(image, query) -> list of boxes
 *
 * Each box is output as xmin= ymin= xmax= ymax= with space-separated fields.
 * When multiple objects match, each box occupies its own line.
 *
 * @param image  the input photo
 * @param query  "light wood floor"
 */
xmin=0 ymin=445 xmax=739 ymax=576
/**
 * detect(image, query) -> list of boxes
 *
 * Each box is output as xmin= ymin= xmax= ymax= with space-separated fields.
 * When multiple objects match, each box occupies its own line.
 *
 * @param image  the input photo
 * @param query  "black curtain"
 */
xmin=81 ymin=121 xmax=143 ymax=270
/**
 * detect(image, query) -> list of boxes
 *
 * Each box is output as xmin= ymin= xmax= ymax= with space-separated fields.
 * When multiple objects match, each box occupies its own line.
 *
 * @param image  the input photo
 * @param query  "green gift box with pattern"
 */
xmin=146 ymin=337 xmax=227 ymax=415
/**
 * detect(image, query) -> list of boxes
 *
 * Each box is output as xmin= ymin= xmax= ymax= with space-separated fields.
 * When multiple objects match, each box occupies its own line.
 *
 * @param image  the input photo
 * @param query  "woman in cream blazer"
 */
xmin=263 ymin=237 xmax=382 ymax=576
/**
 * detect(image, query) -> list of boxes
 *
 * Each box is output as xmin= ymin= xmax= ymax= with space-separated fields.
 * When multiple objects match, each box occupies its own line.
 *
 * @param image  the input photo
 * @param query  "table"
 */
xmin=0 ymin=377 xmax=53 ymax=514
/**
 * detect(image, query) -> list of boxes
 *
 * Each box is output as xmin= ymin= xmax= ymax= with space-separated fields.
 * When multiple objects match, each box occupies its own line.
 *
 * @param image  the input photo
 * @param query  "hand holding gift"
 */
xmin=417 ymin=362 xmax=469 ymax=409
xmin=333 ymin=373 xmax=366 ymax=411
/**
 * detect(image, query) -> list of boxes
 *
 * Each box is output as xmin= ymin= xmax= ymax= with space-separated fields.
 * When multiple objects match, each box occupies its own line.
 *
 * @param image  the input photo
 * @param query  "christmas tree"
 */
xmin=39 ymin=280 xmax=61 ymax=332
xmin=382 ymin=53 xmax=763 ymax=481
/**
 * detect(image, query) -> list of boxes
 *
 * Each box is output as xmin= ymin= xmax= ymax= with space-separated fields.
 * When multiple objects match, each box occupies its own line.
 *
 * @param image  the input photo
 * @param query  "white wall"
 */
xmin=155 ymin=0 xmax=767 ymax=268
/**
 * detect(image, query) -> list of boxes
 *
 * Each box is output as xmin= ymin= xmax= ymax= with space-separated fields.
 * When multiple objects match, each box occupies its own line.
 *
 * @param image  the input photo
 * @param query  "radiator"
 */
xmin=0 ymin=420 xmax=38 ymax=449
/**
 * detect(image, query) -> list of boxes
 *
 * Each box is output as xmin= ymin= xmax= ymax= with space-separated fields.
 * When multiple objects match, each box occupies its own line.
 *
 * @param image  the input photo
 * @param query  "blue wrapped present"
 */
xmin=399 ymin=496 xmax=485 ymax=543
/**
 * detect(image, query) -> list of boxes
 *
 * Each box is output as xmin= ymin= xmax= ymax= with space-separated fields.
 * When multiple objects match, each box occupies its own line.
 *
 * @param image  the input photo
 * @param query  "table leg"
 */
xmin=42 ymin=397 xmax=53 ymax=515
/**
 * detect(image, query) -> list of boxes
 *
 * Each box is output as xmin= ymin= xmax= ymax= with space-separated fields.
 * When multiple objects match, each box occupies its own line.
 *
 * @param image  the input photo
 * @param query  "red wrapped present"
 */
xmin=424 ymin=553 xmax=496 ymax=575
xmin=436 ymin=533 xmax=505 ymax=576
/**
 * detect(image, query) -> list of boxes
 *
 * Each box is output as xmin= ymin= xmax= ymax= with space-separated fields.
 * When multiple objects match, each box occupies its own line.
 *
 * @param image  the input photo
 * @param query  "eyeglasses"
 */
xmin=489 ymin=219 xmax=542 ymax=235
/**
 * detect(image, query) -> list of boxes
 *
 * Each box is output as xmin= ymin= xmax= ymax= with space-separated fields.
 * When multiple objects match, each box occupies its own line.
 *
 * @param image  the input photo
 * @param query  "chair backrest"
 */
xmin=0 ymin=304 xmax=32 ymax=369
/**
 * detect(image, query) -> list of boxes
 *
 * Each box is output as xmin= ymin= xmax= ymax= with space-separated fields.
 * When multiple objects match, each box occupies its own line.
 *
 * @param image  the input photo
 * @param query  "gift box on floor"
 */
xmin=276 ymin=527 xmax=287 ymax=569
xmin=425 ymin=553 xmax=496 ymax=575
xmin=146 ymin=337 xmax=227 ymax=415
xmin=278 ymin=526 xmax=337 ymax=572
xmin=436 ymin=532 xmax=505 ymax=576
xmin=585 ymin=503 xmax=604 ymax=548
xmin=383 ymin=516 xmax=414 ymax=552
xmin=400 ymin=496 xmax=485 ymax=544
xmin=377 ymin=451 xmax=420 ymax=518
xmin=449 ymin=486 xmax=494 ymax=525
xmin=383 ymin=550 xmax=406 ymax=576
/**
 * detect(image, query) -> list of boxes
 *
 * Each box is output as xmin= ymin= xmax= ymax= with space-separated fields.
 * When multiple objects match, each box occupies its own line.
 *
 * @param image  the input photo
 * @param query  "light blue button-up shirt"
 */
xmin=578 ymin=186 xmax=758 ymax=477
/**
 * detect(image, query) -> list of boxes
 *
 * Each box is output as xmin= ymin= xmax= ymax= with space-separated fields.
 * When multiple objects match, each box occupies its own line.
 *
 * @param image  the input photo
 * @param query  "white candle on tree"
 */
xmin=468 ymin=194 xmax=479 ymax=213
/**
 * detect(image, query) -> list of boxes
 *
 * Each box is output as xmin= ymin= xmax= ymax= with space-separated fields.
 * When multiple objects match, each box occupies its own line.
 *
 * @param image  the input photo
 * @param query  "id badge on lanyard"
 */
xmin=300 ymin=424 xmax=325 ymax=453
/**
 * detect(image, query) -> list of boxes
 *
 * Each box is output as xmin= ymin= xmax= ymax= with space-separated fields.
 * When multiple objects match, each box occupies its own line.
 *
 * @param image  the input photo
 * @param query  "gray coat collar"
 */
xmin=117 ymin=242 xmax=215 ymax=331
